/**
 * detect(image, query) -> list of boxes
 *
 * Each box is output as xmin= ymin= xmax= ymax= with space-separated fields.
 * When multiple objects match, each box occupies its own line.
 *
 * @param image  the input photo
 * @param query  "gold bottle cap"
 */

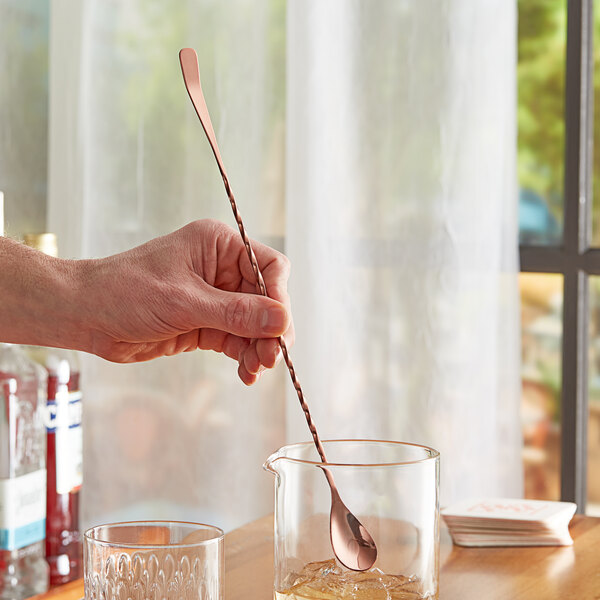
xmin=23 ymin=233 xmax=58 ymax=257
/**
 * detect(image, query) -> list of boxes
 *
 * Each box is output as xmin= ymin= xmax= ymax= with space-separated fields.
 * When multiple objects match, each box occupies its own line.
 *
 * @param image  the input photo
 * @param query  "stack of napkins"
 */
xmin=441 ymin=498 xmax=577 ymax=547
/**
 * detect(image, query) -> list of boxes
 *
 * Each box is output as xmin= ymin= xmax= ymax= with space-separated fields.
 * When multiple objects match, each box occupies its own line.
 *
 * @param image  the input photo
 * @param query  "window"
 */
xmin=518 ymin=0 xmax=598 ymax=514
xmin=3 ymin=1 xmax=595 ymax=513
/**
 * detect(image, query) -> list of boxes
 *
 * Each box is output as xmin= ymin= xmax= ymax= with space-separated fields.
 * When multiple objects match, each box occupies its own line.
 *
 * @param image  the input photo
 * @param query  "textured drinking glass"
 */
xmin=84 ymin=521 xmax=223 ymax=600
xmin=264 ymin=440 xmax=440 ymax=600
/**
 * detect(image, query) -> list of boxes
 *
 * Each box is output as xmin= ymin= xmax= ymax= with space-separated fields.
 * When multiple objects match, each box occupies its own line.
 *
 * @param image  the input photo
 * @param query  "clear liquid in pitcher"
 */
xmin=275 ymin=558 xmax=437 ymax=600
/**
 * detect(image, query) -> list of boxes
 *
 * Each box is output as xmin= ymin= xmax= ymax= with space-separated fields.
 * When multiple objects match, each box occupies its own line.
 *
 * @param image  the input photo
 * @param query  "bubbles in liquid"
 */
xmin=275 ymin=559 xmax=436 ymax=600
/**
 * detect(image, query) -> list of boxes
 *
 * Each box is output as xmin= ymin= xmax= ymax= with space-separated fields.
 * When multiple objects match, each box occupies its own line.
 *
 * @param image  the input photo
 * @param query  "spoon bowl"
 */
xmin=328 ymin=478 xmax=378 ymax=570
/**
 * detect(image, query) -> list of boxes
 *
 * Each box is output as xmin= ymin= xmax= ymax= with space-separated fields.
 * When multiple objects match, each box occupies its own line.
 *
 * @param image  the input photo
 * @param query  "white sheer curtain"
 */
xmin=285 ymin=0 xmax=522 ymax=504
xmin=48 ymin=0 xmax=288 ymax=531
xmin=47 ymin=0 xmax=521 ymax=531
xmin=0 ymin=0 xmax=49 ymax=236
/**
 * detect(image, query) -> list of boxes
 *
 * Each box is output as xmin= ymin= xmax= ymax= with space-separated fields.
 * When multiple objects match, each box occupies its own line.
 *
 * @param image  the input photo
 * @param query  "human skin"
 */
xmin=0 ymin=219 xmax=293 ymax=385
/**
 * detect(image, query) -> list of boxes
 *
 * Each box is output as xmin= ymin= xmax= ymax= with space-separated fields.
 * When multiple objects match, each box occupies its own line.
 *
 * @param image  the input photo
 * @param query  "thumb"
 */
xmin=200 ymin=287 xmax=290 ymax=338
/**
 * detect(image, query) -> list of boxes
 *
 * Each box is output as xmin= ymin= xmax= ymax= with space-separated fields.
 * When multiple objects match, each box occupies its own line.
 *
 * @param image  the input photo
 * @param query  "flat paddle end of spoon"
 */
xmin=179 ymin=48 xmax=199 ymax=84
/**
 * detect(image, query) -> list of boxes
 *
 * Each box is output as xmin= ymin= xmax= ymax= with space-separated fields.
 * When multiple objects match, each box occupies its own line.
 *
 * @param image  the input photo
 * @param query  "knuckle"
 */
xmin=185 ymin=219 xmax=220 ymax=239
xmin=184 ymin=219 xmax=205 ymax=235
xmin=225 ymin=295 xmax=255 ymax=333
xmin=202 ymin=218 xmax=220 ymax=233
xmin=274 ymin=252 xmax=291 ymax=274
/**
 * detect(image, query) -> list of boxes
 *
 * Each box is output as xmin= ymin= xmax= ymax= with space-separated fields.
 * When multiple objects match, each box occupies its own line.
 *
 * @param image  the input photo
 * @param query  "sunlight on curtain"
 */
xmin=47 ymin=0 xmax=521 ymax=530
xmin=48 ymin=0 xmax=287 ymax=531
xmin=0 ymin=0 xmax=49 ymax=236
xmin=286 ymin=0 xmax=523 ymax=504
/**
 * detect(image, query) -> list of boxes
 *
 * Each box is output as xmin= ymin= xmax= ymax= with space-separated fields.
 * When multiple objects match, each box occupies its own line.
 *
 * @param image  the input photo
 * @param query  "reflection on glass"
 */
xmin=517 ymin=1 xmax=566 ymax=245
xmin=520 ymin=273 xmax=562 ymax=501
xmin=587 ymin=277 xmax=600 ymax=515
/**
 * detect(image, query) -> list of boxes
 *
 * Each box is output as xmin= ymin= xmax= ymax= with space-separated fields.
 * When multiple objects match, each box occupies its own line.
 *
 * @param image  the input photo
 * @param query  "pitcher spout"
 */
xmin=263 ymin=447 xmax=286 ymax=475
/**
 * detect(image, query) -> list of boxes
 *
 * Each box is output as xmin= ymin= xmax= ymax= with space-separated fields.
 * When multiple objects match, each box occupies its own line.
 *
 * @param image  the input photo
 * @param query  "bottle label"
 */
xmin=45 ymin=390 xmax=82 ymax=432
xmin=49 ymin=391 xmax=83 ymax=495
xmin=0 ymin=470 xmax=46 ymax=550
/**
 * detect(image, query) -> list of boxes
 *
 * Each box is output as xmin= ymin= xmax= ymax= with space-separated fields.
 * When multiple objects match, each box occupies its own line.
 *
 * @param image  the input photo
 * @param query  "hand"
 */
xmin=79 ymin=219 xmax=294 ymax=384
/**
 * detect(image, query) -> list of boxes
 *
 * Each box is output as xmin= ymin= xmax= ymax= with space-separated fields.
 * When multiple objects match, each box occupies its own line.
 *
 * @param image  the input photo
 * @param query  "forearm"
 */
xmin=0 ymin=236 xmax=93 ymax=351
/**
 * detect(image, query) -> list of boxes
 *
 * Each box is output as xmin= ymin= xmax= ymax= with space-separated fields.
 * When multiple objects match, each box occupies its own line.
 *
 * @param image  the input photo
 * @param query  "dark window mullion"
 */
xmin=560 ymin=0 xmax=594 ymax=512
xmin=520 ymin=246 xmax=567 ymax=273
xmin=520 ymin=248 xmax=600 ymax=275
xmin=561 ymin=270 xmax=589 ymax=508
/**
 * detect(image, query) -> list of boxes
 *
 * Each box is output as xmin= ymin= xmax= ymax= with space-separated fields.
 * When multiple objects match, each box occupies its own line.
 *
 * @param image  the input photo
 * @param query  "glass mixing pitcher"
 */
xmin=264 ymin=439 xmax=440 ymax=600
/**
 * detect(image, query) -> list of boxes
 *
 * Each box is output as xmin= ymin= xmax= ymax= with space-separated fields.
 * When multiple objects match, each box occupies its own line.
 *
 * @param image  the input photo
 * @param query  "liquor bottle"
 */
xmin=0 ymin=344 xmax=49 ymax=600
xmin=23 ymin=234 xmax=82 ymax=586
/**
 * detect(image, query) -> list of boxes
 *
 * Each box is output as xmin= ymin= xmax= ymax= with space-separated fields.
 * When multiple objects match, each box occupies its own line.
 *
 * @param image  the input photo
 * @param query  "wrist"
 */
xmin=67 ymin=256 xmax=116 ymax=355
xmin=54 ymin=256 xmax=98 ymax=352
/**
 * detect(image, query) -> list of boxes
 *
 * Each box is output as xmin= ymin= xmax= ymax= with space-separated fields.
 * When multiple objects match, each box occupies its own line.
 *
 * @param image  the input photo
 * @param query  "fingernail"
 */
xmin=261 ymin=306 xmax=287 ymax=335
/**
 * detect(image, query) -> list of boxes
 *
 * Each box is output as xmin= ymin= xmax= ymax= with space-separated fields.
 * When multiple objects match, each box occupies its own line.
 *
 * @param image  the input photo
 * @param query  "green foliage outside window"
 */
xmin=517 ymin=0 xmax=566 ymax=228
xmin=518 ymin=0 xmax=600 ymax=242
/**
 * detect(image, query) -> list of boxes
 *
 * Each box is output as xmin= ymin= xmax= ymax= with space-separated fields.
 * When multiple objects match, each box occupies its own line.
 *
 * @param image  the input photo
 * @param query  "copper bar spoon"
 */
xmin=179 ymin=47 xmax=377 ymax=571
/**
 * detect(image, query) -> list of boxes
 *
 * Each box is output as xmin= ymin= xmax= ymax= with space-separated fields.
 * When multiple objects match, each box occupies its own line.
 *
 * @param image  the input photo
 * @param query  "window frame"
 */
xmin=519 ymin=0 xmax=594 ymax=512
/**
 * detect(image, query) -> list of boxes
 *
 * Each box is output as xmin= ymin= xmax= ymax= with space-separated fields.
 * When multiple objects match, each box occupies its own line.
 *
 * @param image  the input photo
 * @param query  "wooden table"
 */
xmin=32 ymin=514 xmax=600 ymax=599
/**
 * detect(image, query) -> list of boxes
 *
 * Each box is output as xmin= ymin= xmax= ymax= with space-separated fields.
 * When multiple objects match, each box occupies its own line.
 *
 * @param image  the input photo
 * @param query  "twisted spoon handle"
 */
xmin=179 ymin=48 xmax=327 ymax=464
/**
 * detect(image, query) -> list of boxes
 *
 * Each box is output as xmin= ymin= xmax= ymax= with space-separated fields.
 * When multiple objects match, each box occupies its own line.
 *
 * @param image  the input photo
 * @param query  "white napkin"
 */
xmin=441 ymin=498 xmax=577 ymax=547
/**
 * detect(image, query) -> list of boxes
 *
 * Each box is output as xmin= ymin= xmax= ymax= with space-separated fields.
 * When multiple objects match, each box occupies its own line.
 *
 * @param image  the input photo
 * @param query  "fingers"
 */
xmin=255 ymin=248 xmax=295 ymax=351
xmin=196 ymin=284 xmax=291 ymax=339
xmin=238 ymin=362 xmax=260 ymax=386
xmin=161 ymin=221 xmax=294 ymax=384
xmin=94 ymin=330 xmax=204 ymax=364
xmin=261 ymin=338 xmax=284 ymax=367
xmin=241 ymin=238 xmax=291 ymax=294
xmin=197 ymin=328 xmax=250 ymax=361
xmin=196 ymin=329 xmax=282 ymax=386
xmin=239 ymin=338 xmax=279 ymax=372
xmin=237 ymin=237 xmax=291 ymax=308
xmin=235 ymin=339 xmax=275 ymax=386
xmin=237 ymin=326 xmax=298 ymax=385
xmin=98 ymin=326 xmax=290 ymax=387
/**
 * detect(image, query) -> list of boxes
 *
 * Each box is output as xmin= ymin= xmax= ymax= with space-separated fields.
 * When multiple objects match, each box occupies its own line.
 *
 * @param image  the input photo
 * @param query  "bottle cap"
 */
xmin=23 ymin=232 xmax=58 ymax=257
xmin=57 ymin=359 xmax=71 ymax=385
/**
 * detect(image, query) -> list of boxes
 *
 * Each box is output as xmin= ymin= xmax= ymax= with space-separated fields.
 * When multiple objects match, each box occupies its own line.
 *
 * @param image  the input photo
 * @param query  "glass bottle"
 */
xmin=27 ymin=348 xmax=82 ymax=586
xmin=0 ymin=343 xmax=49 ymax=600
xmin=23 ymin=234 xmax=83 ymax=586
